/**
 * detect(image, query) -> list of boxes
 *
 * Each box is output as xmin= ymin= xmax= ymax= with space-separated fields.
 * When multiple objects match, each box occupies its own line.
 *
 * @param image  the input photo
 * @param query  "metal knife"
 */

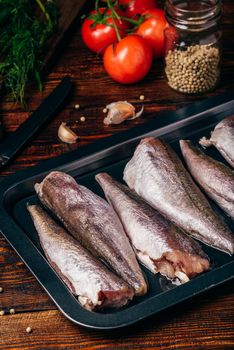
xmin=0 ymin=76 xmax=72 ymax=169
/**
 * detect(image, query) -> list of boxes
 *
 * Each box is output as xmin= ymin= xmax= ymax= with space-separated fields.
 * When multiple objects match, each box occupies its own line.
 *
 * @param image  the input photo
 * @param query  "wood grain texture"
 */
xmin=0 ymin=282 xmax=233 ymax=350
xmin=0 ymin=236 xmax=54 ymax=312
xmin=0 ymin=0 xmax=234 ymax=349
xmin=43 ymin=0 xmax=87 ymax=73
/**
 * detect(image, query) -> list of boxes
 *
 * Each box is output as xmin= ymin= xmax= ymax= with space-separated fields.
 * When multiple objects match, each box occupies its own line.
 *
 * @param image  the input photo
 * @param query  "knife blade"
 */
xmin=0 ymin=76 xmax=72 ymax=169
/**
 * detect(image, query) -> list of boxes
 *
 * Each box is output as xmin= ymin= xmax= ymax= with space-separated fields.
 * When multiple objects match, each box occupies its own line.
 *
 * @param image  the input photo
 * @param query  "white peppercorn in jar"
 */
xmin=164 ymin=0 xmax=222 ymax=94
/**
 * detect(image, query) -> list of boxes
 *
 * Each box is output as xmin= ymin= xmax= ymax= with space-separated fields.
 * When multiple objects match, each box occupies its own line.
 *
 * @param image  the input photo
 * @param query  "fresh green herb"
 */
xmin=0 ymin=0 xmax=58 ymax=105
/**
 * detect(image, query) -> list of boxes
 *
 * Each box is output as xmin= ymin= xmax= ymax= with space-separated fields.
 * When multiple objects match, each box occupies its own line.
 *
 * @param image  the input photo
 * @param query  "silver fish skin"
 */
xmin=96 ymin=173 xmax=210 ymax=285
xmin=27 ymin=205 xmax=134 ymax=311
xmin=199 ymin=115 xmax=234 ymax=168
xmin=35 ymin=171 xmax=147 ymax=296
xmin=180 ymin=140 xmax=234 ymax=219
xmin=123 ymin=138 xmax=234 ymax=255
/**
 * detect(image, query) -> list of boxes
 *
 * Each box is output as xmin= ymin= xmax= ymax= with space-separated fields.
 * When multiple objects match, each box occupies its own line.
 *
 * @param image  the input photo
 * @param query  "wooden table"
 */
xmin=0 ymin=1 xmax=233 ymax=349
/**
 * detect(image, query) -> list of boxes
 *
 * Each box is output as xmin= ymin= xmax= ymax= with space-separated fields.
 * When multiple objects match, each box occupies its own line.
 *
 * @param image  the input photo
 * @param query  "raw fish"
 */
xmin=180 ymin=140 xmax=234 ymax=219
xmin=96 ymin=173 xmax=210 ymax=284
xmin=124 ymin=138 xmax=234 ymax=255
xmin=200 ymin=115 xmax=234 ymax=168
xmin=28 ymin=205 xmax=134 ymax=311
xmin=35 ymin=171 xmax=147 ymax=295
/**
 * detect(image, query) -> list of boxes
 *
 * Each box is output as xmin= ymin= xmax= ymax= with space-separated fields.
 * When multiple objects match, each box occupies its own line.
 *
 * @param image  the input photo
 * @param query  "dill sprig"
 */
xmin=0 ymin=0 xmax=58 ymax=105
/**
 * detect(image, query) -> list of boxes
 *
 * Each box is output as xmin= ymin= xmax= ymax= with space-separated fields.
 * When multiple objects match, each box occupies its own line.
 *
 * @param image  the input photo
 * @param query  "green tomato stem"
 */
xmin=95 ymin=0 xmax=100 ymax=14
xmin=121 ymin=15 xmax=145 ymax=26
xmin=107 ymin=0 xmax=121 ymax=41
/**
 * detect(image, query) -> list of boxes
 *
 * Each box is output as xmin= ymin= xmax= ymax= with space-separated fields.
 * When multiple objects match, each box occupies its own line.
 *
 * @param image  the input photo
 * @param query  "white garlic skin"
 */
xmin=104 ymin=101 xmax=143 ymax=125
xmin=58 ymin=122 xmax=78 ymax=144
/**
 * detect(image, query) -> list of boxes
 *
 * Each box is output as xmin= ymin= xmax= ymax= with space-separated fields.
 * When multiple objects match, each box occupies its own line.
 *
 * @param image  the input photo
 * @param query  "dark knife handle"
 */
xmin=0 ymin=77 xmax=72 ymax=167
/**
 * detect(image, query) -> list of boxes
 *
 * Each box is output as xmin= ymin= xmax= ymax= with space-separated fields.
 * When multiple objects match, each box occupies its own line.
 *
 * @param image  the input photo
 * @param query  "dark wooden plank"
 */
xmin=43 ymin=0 xmax=87 ymax=73
xmin=0 ymin=282 xmax=233 ymax=349
xmin=0 ymin=235 xmax=54 ymax=312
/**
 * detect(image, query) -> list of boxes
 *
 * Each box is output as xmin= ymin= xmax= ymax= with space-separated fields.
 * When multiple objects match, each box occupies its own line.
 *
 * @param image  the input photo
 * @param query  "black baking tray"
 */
xmin=0 ymin=90 xmax=234 ymax=329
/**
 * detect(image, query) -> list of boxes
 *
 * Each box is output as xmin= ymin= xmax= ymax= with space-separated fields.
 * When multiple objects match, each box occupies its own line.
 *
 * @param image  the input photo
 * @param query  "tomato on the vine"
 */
xmin=81 ymin=8 xmax=129 ymax=54
xmin=136 ymin=9 xmax=169 ymax=58
xmin=103 ymin=35 xmax=153 ymax=84
xmin=119 ymin=0 xmax=157 ymax=17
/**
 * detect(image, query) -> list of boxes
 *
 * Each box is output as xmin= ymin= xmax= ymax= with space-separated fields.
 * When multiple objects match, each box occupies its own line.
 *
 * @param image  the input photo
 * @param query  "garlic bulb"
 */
xmin=58 ymin=122 xmax=78 ymax=144
xmin=103 ymin=101 xmax=144 ymax=125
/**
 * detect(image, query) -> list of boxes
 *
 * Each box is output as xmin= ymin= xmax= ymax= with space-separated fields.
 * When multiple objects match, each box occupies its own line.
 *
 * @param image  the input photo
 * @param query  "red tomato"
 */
xmin=81 ymin=8 xmax=129 ymax=54
xmin=136 ymin=9 xmax=169 ymax=58
xmin=119 ymin=0 xmax=157 ymax=17
xmin=103 ymin=35 xmax=153 ymax=84
xmin=165 ymin=25 xmax=179 ymax=52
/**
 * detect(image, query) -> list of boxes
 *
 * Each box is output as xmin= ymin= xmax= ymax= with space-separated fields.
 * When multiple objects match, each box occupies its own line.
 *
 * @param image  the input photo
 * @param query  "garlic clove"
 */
xmin=58 ymin=122 xmax=78 ymax=144
xmin=129 ymin=105 xmax=144 ymax=120
xmin=104 ymin=101 xmax=143 ymax=125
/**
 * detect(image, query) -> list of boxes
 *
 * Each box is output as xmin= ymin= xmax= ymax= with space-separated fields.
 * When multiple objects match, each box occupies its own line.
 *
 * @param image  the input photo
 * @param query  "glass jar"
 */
xmin=164 ymin=0 xmax=222 ymax=94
